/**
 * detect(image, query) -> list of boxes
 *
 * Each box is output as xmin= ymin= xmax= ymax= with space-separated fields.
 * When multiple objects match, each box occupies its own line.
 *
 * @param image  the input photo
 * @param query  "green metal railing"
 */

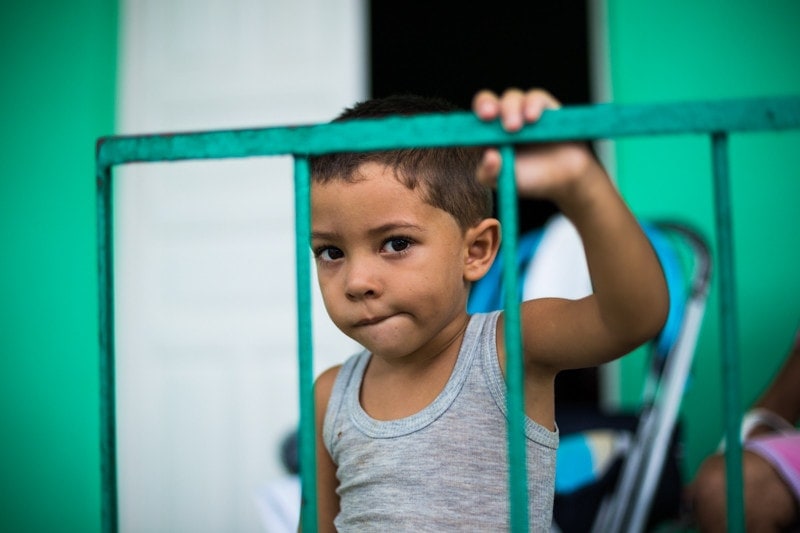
xmin=96 ymin=96 xmax=800 ymax=532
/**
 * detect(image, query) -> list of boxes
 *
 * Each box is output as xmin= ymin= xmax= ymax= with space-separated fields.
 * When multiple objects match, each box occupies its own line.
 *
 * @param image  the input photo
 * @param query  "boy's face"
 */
xmin=311 ymin=162 xmax=472 ymax=361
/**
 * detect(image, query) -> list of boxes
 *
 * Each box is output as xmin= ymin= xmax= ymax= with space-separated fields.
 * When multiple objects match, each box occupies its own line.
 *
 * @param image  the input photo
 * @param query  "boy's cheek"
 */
xmin=317 ymin=284 xmax=342 ymax=315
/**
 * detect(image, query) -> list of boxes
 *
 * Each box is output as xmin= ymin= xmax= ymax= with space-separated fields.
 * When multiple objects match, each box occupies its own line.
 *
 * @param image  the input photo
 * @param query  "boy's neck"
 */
xmin=359 ymin=314 xmax=469 ymax=420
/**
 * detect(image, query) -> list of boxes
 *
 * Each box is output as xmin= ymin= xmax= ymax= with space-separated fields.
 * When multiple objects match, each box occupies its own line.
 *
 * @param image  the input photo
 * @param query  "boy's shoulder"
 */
xmin=315 ymin=365 xmax=342 ymax=400
xmin=314 ymin=351 xmax=368 ymax=413
xmin=313 ymin=365 xmax=343 ymax=436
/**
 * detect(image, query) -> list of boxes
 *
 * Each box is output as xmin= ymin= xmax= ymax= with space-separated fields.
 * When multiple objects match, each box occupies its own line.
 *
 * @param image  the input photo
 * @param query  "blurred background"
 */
xmin=1 ymin=0 xmax=798 ymax=531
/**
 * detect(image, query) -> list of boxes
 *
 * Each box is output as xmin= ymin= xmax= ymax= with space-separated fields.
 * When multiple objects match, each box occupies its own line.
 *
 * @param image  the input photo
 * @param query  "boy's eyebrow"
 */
xmin=367 ymin=222 xmax=425 ymax=236
xmin=310 ymin=230 xmax=338 ymax=241
xmin=310 ymin=222 xmax=425 ymax=241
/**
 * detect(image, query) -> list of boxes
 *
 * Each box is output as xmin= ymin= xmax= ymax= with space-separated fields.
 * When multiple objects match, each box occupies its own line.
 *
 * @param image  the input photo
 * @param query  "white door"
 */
xmin=115 ymin=1 xmax=365 ymax=531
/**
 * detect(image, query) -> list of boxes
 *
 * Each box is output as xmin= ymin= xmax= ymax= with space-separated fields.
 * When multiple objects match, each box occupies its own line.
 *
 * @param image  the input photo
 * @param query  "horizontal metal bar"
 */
xmin=97 ymin=96 xmax=800 ymax=168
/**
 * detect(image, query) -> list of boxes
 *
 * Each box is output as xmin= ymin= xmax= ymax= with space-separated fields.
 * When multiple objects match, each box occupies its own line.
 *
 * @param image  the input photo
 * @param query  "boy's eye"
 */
xmin=382 ymin=238 xmax=411 ymax=254
xmin=314 ymin=246 xmax=344 ymax=262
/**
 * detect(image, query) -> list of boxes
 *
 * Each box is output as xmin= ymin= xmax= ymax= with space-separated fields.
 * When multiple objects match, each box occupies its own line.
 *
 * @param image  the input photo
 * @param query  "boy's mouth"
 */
xmin=354 ymin=315 xmax=390 ymax=327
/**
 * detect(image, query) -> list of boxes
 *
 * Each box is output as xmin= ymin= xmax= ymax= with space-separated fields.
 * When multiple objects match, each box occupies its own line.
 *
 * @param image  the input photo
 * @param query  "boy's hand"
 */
xmin=472 ymin=88 xmax=602 ymax=206
xmin=473 ymin=87 xmax=560 ymax=132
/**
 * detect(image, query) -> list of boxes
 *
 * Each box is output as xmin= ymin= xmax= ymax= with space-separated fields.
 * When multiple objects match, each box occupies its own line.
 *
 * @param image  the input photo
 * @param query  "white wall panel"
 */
xmin=116 ymin=1 xmax=365 ymax=530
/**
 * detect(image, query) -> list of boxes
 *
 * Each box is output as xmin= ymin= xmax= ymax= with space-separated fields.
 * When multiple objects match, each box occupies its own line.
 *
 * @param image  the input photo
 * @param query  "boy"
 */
xmin=307 ymin=88 xmax=669 ymax=531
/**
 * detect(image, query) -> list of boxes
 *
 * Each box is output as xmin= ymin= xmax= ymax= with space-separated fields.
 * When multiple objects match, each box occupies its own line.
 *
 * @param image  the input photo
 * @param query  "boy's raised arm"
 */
xmin=473 ymin=88 xmax=669 ymax=371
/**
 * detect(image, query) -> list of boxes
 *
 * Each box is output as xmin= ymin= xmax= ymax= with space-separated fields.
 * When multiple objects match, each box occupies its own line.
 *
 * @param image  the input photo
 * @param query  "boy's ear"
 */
xmin=463 ymin=218 xmax=501 ymax=282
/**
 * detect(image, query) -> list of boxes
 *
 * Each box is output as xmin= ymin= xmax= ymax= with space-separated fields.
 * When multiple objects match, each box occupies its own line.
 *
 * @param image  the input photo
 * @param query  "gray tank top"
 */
xmin=323 ymin=311 xmax=559 ymax=532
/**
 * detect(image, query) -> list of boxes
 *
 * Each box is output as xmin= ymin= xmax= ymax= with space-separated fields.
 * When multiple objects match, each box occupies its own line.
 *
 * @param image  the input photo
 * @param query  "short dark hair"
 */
xmin=310 ymin=94 xmax=493 ymax=230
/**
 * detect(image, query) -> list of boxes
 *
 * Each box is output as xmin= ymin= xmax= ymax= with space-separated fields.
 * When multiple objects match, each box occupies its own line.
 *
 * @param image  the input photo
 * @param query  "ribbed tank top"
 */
xmin=323 ymin=311 xmax=559 ymax=531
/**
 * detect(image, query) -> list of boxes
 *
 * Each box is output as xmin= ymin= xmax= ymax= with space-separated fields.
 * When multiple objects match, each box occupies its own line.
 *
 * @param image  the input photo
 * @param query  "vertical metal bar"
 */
xmin=294 ymin=155 xmax=318 ymax=532
xmin=497 ymin=144 xmax=529 ymax=532
xmin=96 ymin=162 xmax=118 ymax=533
xmin=711 ymin=132 xmax=745 ymax=532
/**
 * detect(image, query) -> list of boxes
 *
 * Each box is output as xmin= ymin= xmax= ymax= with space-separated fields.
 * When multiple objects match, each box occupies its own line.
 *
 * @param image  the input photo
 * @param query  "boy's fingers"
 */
xmin=523 ymin=90 xmax=562 ymax=122
xmin=473 ymin=88 xmax=561 ymax=130
xmin=472 ymin=90 xmax=500 ymax=120
xmin=476 ymin=148 xmax=501 ymax=186
xmin=499 ymin=88 xmax=526 ymax=131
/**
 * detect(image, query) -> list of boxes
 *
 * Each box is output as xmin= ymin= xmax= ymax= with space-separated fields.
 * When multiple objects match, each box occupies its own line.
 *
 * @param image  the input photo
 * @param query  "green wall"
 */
xmin=0 ymin=2 xmax=117 ymax=531
xmin=606 ymin=1 xmax=800 ymax=477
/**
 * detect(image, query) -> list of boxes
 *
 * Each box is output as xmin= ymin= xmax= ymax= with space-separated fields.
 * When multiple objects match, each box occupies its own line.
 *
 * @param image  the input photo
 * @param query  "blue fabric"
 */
xmin=555 ymin=434 xmax=595 ymax=493
xmin=641 ymin=224 xmax=686 ymax=360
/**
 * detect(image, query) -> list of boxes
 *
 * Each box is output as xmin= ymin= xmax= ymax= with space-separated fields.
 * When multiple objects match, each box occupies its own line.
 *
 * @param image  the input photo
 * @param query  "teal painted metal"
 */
xmin=293 ymin=156 xmax=318 ymax=532
xmin=95 ymin=163 xmax=118 ymax=533
xmin=498 ymin=145 xmax=529 ymax=531
xmin=96 ymin=96 xmax=800 ymax=167
xmin=96 ymin=95 xmax=800 ymax=532
xmin=711 ymin=133 xmax=745 ymax=532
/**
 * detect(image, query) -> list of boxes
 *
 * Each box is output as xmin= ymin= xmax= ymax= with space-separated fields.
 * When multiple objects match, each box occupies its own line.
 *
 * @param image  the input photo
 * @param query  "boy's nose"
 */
xmin=344 ymin=261 xmax=381 ymax=300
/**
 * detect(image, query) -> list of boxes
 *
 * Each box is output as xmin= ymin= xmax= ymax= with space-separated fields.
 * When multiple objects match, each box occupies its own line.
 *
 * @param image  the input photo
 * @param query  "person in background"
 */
xmin=687 ymin=326 xmax=800 ymax=531
xmin=254 ymin=428 xmax=300 ymax=532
